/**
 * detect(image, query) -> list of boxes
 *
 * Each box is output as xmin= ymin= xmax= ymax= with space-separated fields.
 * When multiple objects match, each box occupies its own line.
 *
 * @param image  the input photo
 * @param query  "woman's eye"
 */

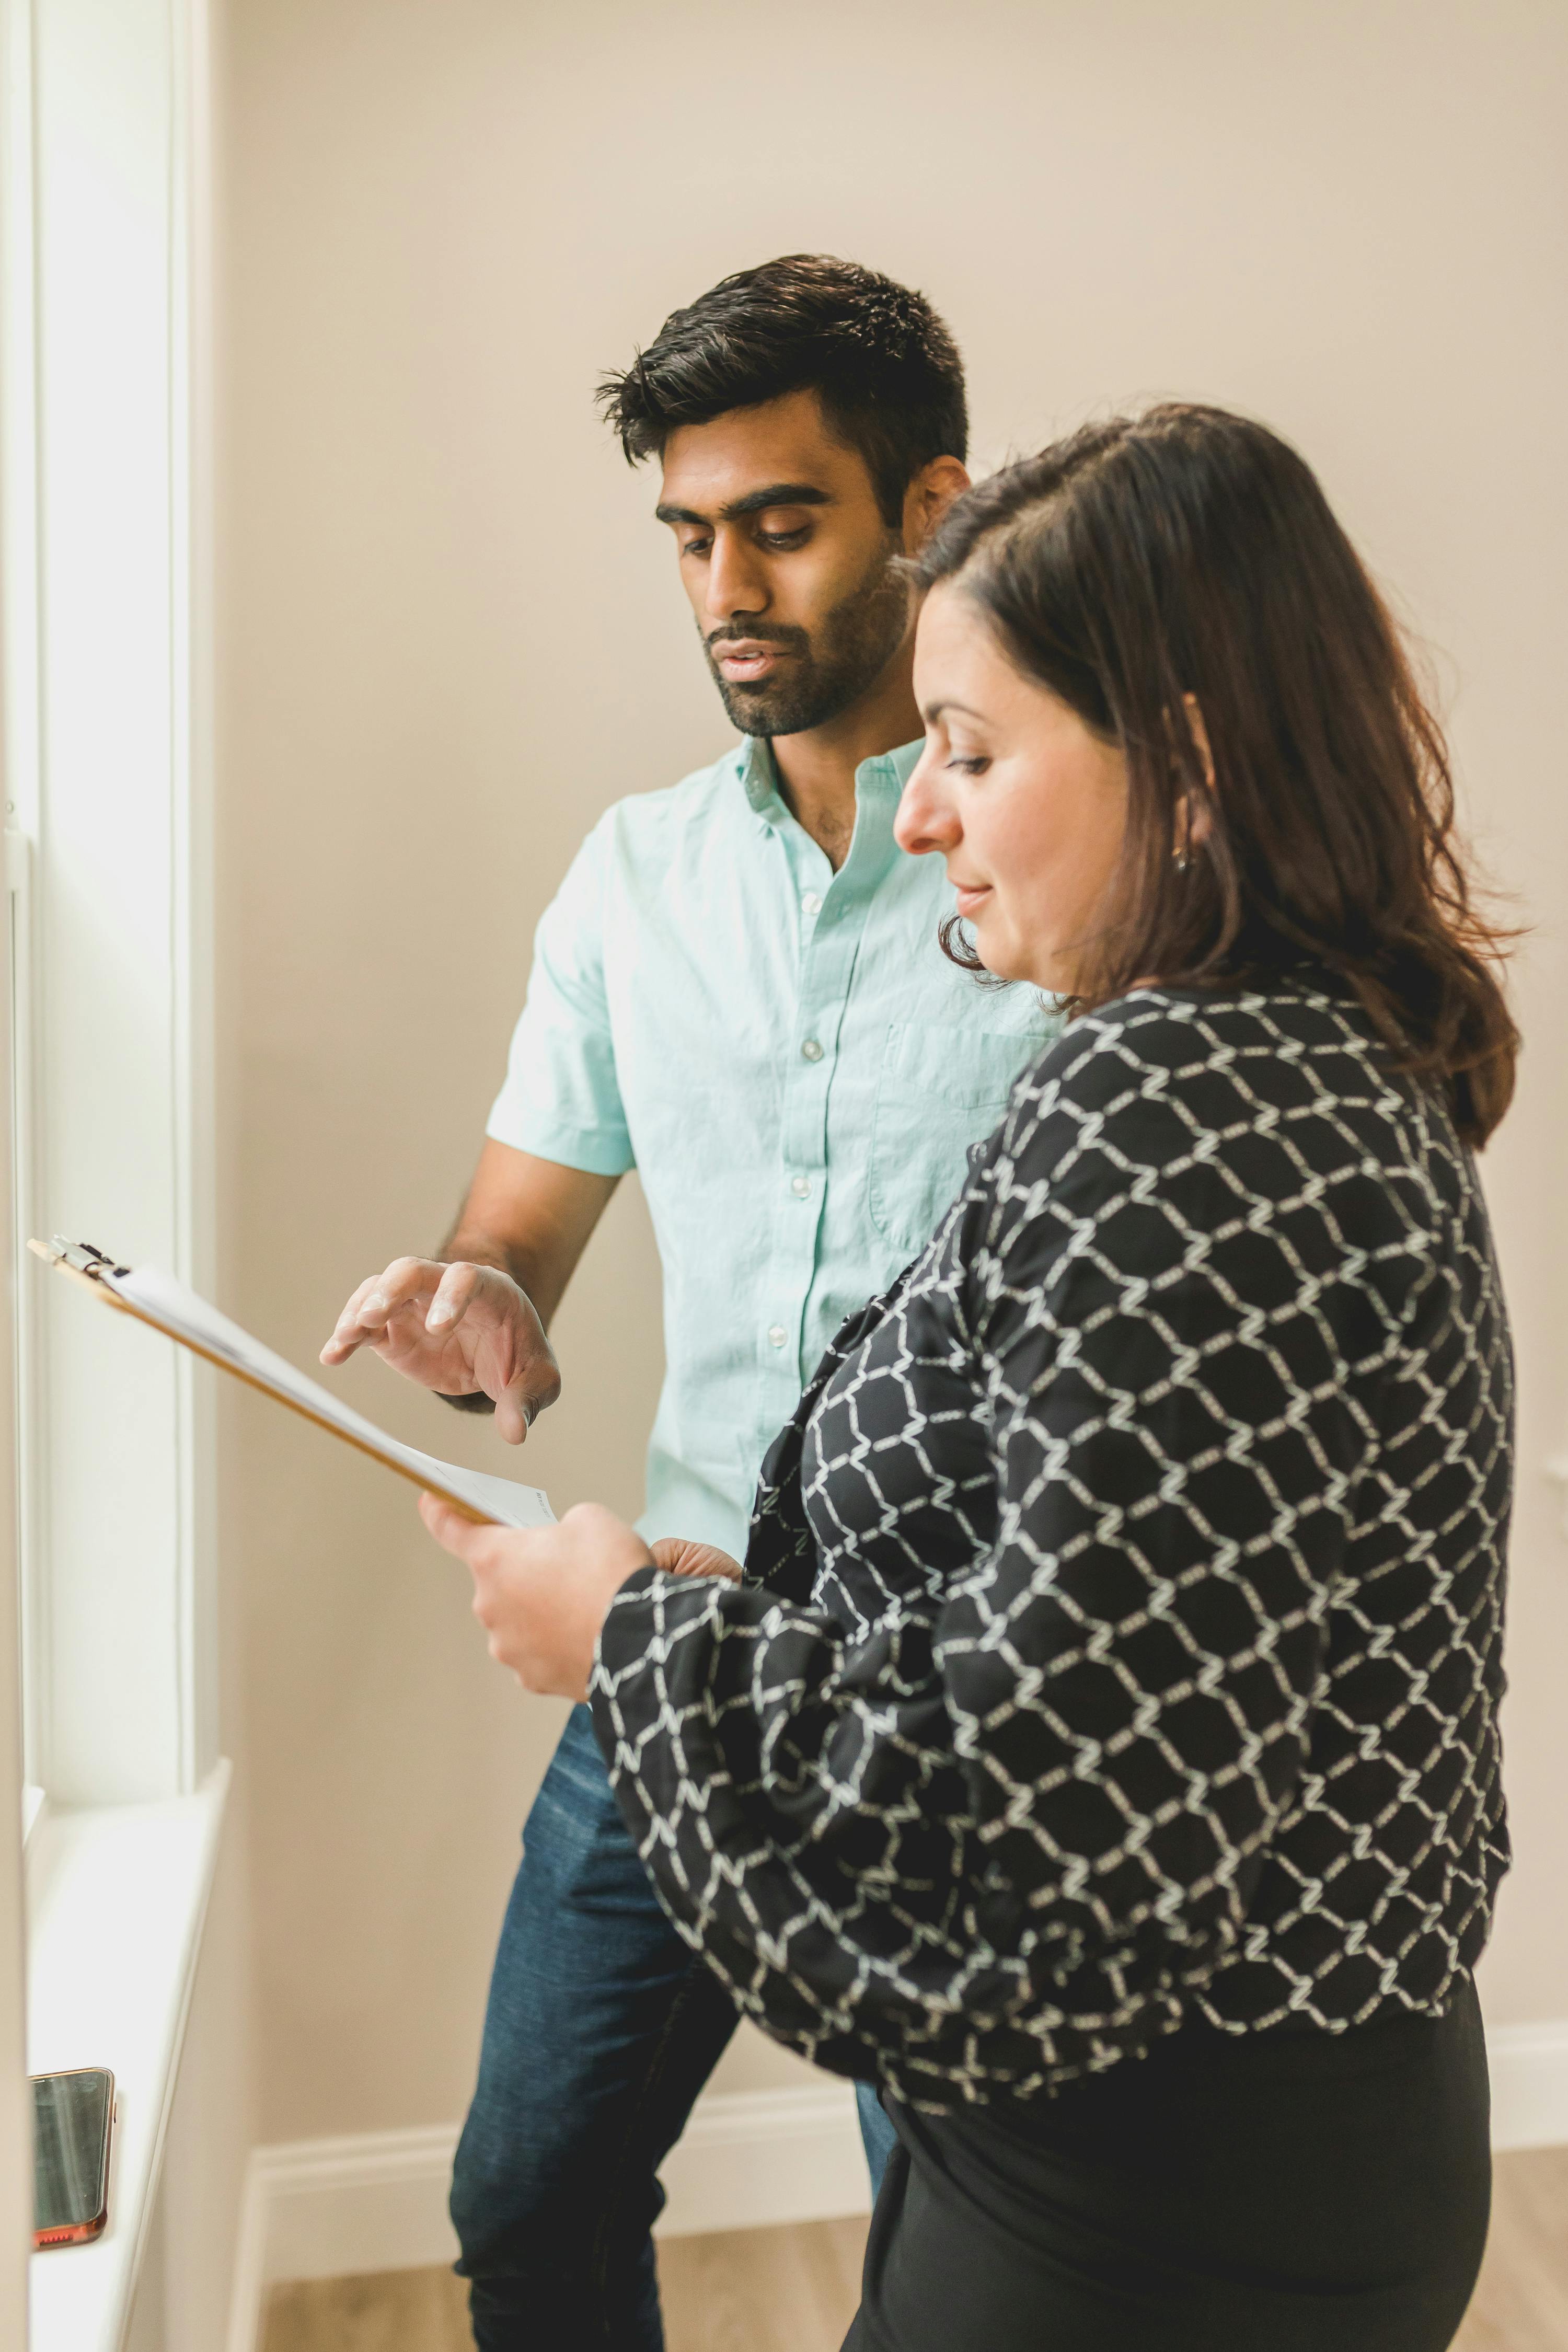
xmin=948 ymin=755 xmax=990 ymax=776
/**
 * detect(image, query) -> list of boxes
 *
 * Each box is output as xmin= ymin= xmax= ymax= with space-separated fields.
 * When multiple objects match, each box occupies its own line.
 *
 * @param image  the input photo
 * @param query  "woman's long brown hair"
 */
xmin=916 ymin=405 xmax=1517 ymax=1146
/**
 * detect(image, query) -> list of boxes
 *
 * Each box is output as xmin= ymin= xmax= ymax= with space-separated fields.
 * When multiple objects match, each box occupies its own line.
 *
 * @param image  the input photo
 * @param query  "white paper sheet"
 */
xmin=104 ymin=1263 xmax=555 ymax=1530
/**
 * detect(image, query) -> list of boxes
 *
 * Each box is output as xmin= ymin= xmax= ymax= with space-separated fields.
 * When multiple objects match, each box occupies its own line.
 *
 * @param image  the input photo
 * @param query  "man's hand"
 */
xmin=321 ymin=1257 xmax=560 ymax=1445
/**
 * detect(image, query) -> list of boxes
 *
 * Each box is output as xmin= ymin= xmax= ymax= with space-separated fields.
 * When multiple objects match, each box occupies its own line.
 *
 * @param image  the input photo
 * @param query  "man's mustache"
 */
xmin=703 ymin=622 xmax=811 ymax=656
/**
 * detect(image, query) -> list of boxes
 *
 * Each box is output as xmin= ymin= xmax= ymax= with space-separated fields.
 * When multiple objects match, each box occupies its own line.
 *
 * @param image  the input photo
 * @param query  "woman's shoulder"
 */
xmin=974 ymin=973 xmax=1413 ymax=1212
xmin=943 ymin=973 xmax=1452 ymax=1330
xmin=1033 ymin=971 xmax=1382 ymax=1078
xmin=1013 ymin=975 xmax=1391 ymax=1113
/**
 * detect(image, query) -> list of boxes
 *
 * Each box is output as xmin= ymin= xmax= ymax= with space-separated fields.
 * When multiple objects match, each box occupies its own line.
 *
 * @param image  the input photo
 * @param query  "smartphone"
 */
xmin=32 ymin=2068 xmax=114 ymax=2249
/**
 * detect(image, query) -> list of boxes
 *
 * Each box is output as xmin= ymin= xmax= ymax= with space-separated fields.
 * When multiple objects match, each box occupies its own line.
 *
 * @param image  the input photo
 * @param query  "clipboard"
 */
xmin=30 ymin=1236 xmax=555 ymax=1531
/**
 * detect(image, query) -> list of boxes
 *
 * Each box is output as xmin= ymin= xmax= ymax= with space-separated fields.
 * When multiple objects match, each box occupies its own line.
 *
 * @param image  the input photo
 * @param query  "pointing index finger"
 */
xmin=321 ymin=1273 xmax=384 ymax=1364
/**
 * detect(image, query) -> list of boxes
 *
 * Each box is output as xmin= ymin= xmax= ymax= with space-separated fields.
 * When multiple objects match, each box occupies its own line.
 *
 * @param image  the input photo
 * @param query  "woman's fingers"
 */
xmin=649 ymin=1536 xmax=743 ymax=1583
xmin=418 ymin=1490 xmax=493 ymax=1563
xmin=418 ymin=1498 xmax=654 ymax=1703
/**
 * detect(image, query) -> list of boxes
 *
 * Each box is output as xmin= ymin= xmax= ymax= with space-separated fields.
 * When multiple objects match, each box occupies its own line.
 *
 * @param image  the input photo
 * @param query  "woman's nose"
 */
xmin=895 ymin=751 xmax=959 ymax=859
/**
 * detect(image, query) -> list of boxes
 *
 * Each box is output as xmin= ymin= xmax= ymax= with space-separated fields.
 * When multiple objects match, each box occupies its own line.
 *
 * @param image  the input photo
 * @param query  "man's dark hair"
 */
xmin=598 ymin=255 xmax=967 ymax=527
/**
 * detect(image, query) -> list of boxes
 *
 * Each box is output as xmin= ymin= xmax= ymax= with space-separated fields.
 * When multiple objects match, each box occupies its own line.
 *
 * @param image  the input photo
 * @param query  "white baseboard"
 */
xmin=226 ymin=2022 xmax=1568 ymax=2352
xmin=225 ymin=2079 xmax=869 ymax=2352
xmin=654 ymin=2080 xmax=871 ymax=2238
xmin=1487 ymin=2019 xmax=1568 ymax=2152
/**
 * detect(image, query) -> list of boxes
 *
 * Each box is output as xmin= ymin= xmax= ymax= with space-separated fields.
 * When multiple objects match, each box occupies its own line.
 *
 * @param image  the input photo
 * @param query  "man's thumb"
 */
xmin=493 ymin=1380 xmax=533 ymax=1446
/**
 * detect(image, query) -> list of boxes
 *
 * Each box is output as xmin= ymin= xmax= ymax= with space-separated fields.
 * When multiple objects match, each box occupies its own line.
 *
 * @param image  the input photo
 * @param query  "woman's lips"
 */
xmin=953 ymin=881 xmax=992 ymax=918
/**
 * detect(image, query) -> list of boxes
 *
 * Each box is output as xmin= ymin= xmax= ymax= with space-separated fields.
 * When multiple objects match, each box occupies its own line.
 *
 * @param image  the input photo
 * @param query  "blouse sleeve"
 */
xmin=588 ymin=1013 xmax=1382 ymax=2093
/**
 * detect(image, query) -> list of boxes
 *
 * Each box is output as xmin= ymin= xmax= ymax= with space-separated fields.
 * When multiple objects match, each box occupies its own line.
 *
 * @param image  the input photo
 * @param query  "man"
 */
xmin=323 ymin=255 xmax=1055 ymax=2351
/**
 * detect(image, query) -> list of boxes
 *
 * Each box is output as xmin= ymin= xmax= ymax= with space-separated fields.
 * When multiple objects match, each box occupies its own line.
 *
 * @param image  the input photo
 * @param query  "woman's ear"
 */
xmin=1180 ymin=693 xmax=1216 ymax=793
xmin=1178 ymin=693 xmax=1216 ymax=848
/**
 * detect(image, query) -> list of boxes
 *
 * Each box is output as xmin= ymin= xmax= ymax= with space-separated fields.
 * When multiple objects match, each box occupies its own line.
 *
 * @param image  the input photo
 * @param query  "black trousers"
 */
xmin=845 ymin=1977 xmax=1491 ymax=2352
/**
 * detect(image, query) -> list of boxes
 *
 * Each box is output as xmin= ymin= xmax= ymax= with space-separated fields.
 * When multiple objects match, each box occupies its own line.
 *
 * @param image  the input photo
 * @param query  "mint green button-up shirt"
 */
xmin=487 ymin=737 xmax=1056 ymax=1559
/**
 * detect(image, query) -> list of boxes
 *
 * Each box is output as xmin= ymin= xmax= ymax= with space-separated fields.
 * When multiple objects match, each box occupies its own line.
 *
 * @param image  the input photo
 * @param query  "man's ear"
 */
xmin=903 ymin=455 xmax=971 ymax=555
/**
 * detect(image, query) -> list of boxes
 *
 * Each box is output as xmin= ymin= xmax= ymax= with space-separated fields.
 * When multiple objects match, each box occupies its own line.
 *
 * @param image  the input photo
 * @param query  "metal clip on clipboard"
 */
xmin=36 ymin=1238 xmax=130 ymax=1283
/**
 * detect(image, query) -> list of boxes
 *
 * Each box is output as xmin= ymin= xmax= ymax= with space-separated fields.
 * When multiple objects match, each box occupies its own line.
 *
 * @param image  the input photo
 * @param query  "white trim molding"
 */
xmin=27 ymin=1766 xmax=229 ymax=2352
xmin=226 ymin=2080 xmax=870 ymax=2352
xmin=1546 ymin=1452 xmax=1568 ymax=1540
xmin=225 ymin=2021 xmax=1568 ymax=2352
xmin=3 ymin=0 xmax=218 ymax=1810
xmin=1488 ymin=2019 xmax=1568 ymax=2152
xmin=2 ymin=3 xmax=227 ymax=2340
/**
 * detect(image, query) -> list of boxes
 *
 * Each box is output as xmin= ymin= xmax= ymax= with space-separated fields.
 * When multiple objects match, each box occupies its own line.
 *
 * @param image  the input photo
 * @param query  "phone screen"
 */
xmin=33 ymin=2070 xmax=113 ymax=2237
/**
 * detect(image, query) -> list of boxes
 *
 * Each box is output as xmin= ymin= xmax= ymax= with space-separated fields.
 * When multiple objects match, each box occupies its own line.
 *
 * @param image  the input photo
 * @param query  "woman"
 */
xmin=423 ymin=404 xmax=1515 ymax=2350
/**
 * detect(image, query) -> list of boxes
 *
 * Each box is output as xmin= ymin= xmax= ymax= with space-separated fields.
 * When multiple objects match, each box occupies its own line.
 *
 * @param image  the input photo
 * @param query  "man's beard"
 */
xmin=702 ymin=537 xmax=910 ymax=738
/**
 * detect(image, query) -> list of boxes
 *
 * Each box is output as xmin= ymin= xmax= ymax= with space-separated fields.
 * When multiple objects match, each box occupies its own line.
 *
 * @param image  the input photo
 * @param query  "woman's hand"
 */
xmin=418 ymin=1502 xmax=742 ymax=1701
xmin=650 ymin=1536 xmax=743 ymax=1584
xmin=419 ymin=1496 xmax=652 ymax=1701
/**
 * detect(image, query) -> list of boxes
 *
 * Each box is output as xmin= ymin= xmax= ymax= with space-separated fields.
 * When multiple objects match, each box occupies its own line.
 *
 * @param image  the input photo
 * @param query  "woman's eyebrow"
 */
xmin=922 ymin=698 xmax=989 ymax=724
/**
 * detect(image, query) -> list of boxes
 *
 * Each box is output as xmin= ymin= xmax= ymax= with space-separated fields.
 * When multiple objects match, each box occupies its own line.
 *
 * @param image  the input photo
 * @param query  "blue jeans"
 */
xmin=451 ymin=1703 xmax=895 ymax=2350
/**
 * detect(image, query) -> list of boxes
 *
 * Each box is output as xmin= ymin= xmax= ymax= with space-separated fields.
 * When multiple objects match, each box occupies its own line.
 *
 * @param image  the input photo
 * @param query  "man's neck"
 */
xmin=767 ymin=639 xmax=921 ymax=871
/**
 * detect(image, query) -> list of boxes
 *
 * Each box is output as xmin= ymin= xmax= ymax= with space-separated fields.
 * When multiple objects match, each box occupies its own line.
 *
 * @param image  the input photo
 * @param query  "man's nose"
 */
xmin=705 ymin=526 xmax=767 ymax=626
xmin=894 ymin=750 xmax=959 ymax=858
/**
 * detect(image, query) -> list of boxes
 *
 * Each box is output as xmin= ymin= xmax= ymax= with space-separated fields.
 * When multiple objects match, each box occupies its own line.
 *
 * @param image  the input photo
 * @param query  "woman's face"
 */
xmin=896 ymin=582 xmax=1129 ymax=994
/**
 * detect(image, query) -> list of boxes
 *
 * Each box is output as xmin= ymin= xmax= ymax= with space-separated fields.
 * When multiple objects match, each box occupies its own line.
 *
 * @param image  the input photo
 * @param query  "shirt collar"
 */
xmin=738 ymin=735 xmax=924 ymax=822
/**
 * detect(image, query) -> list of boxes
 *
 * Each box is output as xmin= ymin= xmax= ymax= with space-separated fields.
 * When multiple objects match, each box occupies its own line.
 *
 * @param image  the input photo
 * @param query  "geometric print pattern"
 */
xmin=591 ymin=979 xmax=1513 ymax=2111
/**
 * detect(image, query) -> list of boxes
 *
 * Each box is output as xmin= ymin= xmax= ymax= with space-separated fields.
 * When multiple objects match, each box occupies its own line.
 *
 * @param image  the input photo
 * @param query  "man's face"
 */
xmin=656 ymin=389 xmax=910 ymax=738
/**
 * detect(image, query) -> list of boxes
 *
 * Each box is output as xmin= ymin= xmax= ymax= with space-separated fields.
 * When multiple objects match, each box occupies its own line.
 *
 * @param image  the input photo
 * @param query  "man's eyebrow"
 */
xmin=654 ymin=483 xmax=834 ymax=526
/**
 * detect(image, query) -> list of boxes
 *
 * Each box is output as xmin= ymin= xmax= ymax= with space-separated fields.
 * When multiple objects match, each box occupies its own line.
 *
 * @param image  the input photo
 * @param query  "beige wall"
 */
xmin=220 ymin=0 xmax=1568 ymax=2144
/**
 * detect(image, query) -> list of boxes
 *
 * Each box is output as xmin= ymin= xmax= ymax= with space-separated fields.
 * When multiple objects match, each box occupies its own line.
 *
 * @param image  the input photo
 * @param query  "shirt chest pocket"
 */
xmin=868 ymin=1021 xmax=1034 ymax=1256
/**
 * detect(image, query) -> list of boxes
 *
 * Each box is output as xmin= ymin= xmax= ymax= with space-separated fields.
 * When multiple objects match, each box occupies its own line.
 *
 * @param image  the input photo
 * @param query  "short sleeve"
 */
xmin=486 ymin=815 xmax=635 ymax=1177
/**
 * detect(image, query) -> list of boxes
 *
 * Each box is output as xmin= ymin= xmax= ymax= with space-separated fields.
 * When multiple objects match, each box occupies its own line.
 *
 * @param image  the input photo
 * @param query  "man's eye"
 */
xmin=757 ymin=527 xmax=810 ymax=551
xmin=680 ymin=537 xmax=712 ymax=560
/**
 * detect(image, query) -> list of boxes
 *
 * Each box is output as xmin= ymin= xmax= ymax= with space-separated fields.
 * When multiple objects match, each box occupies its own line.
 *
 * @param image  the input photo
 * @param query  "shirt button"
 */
xmin=767 ymin=1324 xmax=788 ymax=1348
xmin=790 ymin=1174 xmax=811 ymax=1198
xmin=801 ymin=891 xmax=822 ymax=917
xmin=801 ymin=1037 xmax=824 ymax=1062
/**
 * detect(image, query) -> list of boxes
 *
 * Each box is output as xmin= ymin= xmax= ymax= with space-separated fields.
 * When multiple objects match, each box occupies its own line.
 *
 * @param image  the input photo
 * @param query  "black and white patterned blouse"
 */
xmin=590 ymin=977 xmax=1513 ymax=2110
